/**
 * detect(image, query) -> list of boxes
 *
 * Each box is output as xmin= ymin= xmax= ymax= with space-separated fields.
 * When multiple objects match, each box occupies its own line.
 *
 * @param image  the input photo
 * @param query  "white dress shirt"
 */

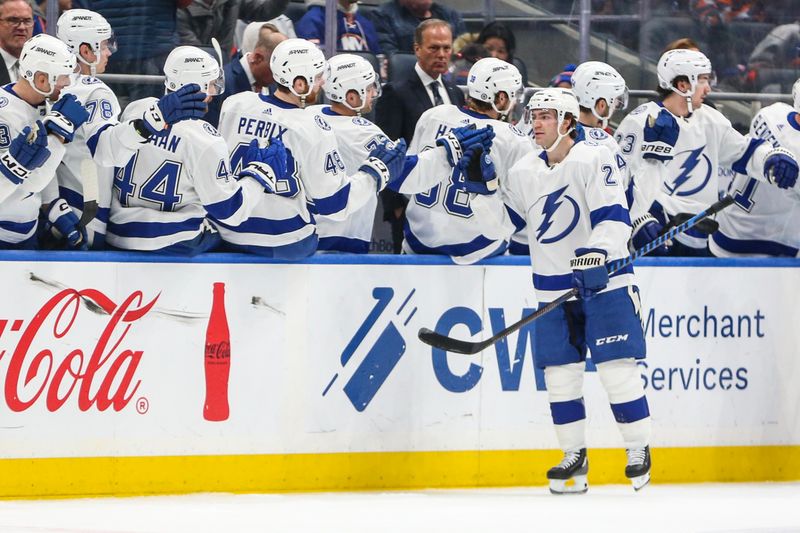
xmin=1 ymin=47 xmax=19 ymax=83
xmin=415 ymin=63 xmax=451 ymax=107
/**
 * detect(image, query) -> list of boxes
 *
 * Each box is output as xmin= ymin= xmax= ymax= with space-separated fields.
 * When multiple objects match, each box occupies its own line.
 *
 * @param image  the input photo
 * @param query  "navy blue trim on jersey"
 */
xmin=507 ymin=239 xmax=529 ymax=255
xmin=222 ymin=232 xmax=318 ymax=259
xmin=107 ymin=217 xmax=204 ymax=238
xmin=507 ymin=205 xmax=526 ymax=232
xmin=533 ymin=263 xmax=634 ymax=291
xmin=550 ymin=398 xmax=586 ymax=425
xmin=0 ymin=219 xmax=36 ymax=235
xmin=259 ymin=93 xmax=298 ymax=109
xmin=388 ymin=155 xmax=420 ymax=191
xmin=87 ymin=123 xmax=113 ymax=157
xmin=205 ymin=189 xmax=244 ymax=222
xmin=320 ymin=106 xmax=338 ymax=116
xmin=460 ymin=107 xmax=487 ymax=120
xmin=610 ymin=396 xmax=650 ymax=423
xmin=59 ymin=186 xmax=84 ymax=211
xmin=404 ymin=220 xmax=507 ymax=259
xmin=318 ymin=235 xmax=370 ymax=253
xmin=711 ymin=231 xmax=798 ymax=257
xmin=97 ymin=207 xmax=109 ymax=224
xmin=309 ymin=183 xmax=351 ymax=216
xmin=731 ymin=137 xmax=765 ymax=175
xmin=215 ymin=213 xmax=310 ymax=235
xmin=589 ymin=204 xmax=631 ymax=228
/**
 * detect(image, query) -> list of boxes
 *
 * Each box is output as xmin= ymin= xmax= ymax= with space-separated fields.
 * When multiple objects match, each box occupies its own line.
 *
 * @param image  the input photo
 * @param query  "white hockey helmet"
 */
xmin=571 ymin=61 xmax=628 ymax=126
xmin=324 ymin=54 xmax=381 ymax=114
xmin=793 ymin=78 xmax=800 ymax=111
xmin=657 ymin=49 xmax=716 ymax=98
xmin=525 ymin=88 xmax=579 ymax=152
xmin=163 ymin=45 xmax=224 ymax=95
xmin=18 ymin=34 xmax=79 ymax=98
xmin=56 ymin=9 xmax=116 ymax=75
xmin=467 ymin=57 xmax=523 ymax=115
xmin=271 ymin=38 xmax=327 ymax=100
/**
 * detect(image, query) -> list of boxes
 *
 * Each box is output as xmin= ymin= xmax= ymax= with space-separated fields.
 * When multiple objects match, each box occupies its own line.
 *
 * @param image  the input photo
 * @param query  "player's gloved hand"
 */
xmin=460 ymin=146 xmax=498 ymax=195
xmin=238 ymin=138 xmax=293 ymax=196
xmin=0 ymin=122 xmax=50 ymax=185
xmin=43 ymin=94 xmax=89 ymax=143
xmin=570 ymin=247 xmax=609 ymax=300
xmin=141 ymin=83 xmax=206 ymax=136
xmin=630 ymin=214 xmax=668 ymax=255
xmin=45 ymin=198 xmax=88 ymax=250
xmin=436 ymin=124 xmax=495 ymax=167
xmin=360 ymin=138 xmax=408 ymax=191
xmin=642 ymin=108 xmax=679 ymax=162
xmin=764 ymin=147 xmax=799 ymax=189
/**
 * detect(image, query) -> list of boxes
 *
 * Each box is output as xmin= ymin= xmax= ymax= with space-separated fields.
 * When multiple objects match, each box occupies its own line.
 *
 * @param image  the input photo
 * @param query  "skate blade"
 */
xmin=549 ymin=475 xmax=588 ymax=495
xmin=630 ymin=472 xmax=651 ymax=491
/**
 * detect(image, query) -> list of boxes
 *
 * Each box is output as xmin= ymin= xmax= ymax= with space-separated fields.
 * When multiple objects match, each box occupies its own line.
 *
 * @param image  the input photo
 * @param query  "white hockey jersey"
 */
xmin=710 ymin=102 xmax=800 ymax=257
xmin=615 ymin=102 xmax=774 ymax=248
xmin=58 ymin=75 xmax=122 ymax=248
xmin=404 ymin=105 xmax=533 ymax=265
xmin=106 ymin=98 xmax=264 ymax=252
xmin=0 ymin=84 xmax=65 ymax=245
xmin=305 ymin=104 xmax=457 ymax=252
xmin=504 ymin=140 xmax=633 ymax=303
xmin=218 ymin=92 xmax=378 ymax=233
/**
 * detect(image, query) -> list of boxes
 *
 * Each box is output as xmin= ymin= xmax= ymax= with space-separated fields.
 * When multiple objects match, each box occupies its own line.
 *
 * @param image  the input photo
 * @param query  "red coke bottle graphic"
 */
xmin=204 ymin=282 xmax=230 ymax=421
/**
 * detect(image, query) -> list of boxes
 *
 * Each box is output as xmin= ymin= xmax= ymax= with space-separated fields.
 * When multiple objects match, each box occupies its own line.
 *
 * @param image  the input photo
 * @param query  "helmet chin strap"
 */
xmin=29 ymin=74 xmax=57 ymax=99
xmin=545 ymin=121 xmax=574 ymax=153
xmin=670 ymin=84 xmax=695 ymax=115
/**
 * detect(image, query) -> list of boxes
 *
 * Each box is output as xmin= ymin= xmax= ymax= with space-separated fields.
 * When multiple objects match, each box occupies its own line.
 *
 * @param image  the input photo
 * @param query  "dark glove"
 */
xmin=764 ymin=147 xmax=799 ymax=189
xmin=43 ymin=94 xmax=90 ymax=143
xmin=359 ymin=138 xmax=408 ymax=191
xmin=630 ymin=214 xmax=668 ymax=255
xmin=0 ymin=122 xmax=50 ymax=184
xmin=460 ymin=146 xmax=498 ymax=195
xmin=141 ymin=83 xmax=206 ymax=135
xmin=45 ymin=198 xmax=88 ymax=250
xmin=238 ymin=139 xmax=294 ymax=196
xmin=436 ymin=123 xmax=495 ymax=167
xmin=642 ymin=109 xmax=679 ymax=162
xmin=570 ymin=247 xmax=608 ymax=300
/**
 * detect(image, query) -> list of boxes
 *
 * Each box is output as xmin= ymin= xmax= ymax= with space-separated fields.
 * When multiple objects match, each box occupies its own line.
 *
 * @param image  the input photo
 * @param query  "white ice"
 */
xmin=0 ymin=483 xmax=798 ymax=533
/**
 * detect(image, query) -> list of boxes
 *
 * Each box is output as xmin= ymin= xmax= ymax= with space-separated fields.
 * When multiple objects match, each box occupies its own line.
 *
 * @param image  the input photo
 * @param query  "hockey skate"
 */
xmin=625 ymin=445 xmax=651 ymax=491
xmin=547 ymin=448 xmax=588 ymax=494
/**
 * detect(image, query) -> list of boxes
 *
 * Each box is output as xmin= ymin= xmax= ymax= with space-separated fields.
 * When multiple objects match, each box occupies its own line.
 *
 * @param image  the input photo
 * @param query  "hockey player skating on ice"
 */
xmin=0 ymin=33 xmax=89 ymax=249
xmin=480 ymin=88 xmax=652 ymax=493
xmin=710 ymin=78 xmax=800 ymax=257
xmin=218 ymin=38 xmax=410 ymax=252
xmin=307 ymin=54 xmax=495 ymax=253
xmin=402 ymin=57 xmax=531 ymax=264
xmin=106 ymin=45 xmax=289 ymax=255
xmin=571 ymin=61 xmax=669 ymax=256
xmin=614 ymin=48 xmax=799 ymax=256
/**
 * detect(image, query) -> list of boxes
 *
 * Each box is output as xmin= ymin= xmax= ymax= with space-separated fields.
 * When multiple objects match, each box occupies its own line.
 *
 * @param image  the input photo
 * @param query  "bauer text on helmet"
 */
xmin=324 ymin=54 xmax=381 ymax=114
xmin=467 ymin=57 xmax=522 ymax=116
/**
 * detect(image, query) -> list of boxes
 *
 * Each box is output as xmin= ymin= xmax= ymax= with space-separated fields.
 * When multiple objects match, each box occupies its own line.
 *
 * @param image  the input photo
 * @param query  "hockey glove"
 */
xmin=642 ymin=109 xmax=679 ymax=162
xmin=0 ymin=122 xmax=50 ymax=185
xmin=141 ymin=83 xmax=207 ymax=136
xmin=460 ymin=146 xmax=498 ymax=195
xmin=764 ymin=147 xmax=799 ymax=189
xmin=663 ymin=212 xmax=719 ymax=236
xmin=43 ymin=94 xmax=90 ymax=143
xmin=360 ymin=138 xmax=408 ymax=191
xmin=630 ymin=214 xmax=668 ymax=255
xmin=570 ymin=248 xmax=609 ymax=300
xmin=238 ymin=139 xmax=294 ymax=196
xmin=45 ymin=198 xmax=88 ymax=250
xmin=436 ymin=124 xmax=495 ymax=167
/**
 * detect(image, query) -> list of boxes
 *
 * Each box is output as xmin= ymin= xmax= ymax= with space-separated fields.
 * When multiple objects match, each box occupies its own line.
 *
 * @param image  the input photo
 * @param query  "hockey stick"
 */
xmin=417 ymin=195 xmax=736 ymax=354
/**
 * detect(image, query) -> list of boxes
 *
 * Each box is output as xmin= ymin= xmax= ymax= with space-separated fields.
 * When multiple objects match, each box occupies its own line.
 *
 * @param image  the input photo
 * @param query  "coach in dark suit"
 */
xmin=376 ymin=19 xmax=464 ymax=253
xmin=205 ymin=25 xmax=286 ymax=127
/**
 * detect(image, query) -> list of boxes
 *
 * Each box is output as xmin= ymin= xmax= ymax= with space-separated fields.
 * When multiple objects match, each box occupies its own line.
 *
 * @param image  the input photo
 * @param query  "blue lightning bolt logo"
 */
xmin=535 ymin=186 xmax=580 ymax=244
xmin=666 ymin=145 xmax=711 ymax=196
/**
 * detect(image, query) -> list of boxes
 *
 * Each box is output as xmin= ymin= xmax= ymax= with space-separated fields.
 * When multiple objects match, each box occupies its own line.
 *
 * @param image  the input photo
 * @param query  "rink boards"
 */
xmin=0 ymin=252 xmax=798 ymax=497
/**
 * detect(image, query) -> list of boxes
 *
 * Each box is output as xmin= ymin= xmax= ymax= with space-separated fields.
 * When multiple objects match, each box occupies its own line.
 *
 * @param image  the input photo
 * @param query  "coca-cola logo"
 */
xmin=205 ymin=341 xmax=230 ymax=360
xmin=0 ymin=288 xmax=158 ymax=413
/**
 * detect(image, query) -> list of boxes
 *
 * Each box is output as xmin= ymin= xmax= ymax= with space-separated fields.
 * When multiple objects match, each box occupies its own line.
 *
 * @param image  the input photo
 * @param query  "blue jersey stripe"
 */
xmin=507 ymin=205 xmax=527 ymax=232
xmin=533 ymin=264 xmax=634 ymax=291
xmin=0 ymin=219 xmax=37 ymax=235
xmin=712 ymin=231 xmax=798 ymax=257
xmin=309 ymin=183 xmax=351 ymax=216
xmin=403 ymin=221 xmax=507 ymax=258
xmin=215 ymin=213 xmax=310 ymax=235
xmin=731 ymin=137 xmax=765 ymax=175
xmin=590 ymin=204 xmax=631 ymax=228
xmin=87 ymin=123 xmax=113 ymax=157
xmin=107 ymin=217 xmax=205 ymax=238
xmin=318 ymin=236 xmax=370 ymax=254
xmin=205 ymin=189 xmax=244 ymax=222
xmin=388 ymin=155 xmax=420 ymax=192
xmin=58 ymin=186 xmax=84 ymax=211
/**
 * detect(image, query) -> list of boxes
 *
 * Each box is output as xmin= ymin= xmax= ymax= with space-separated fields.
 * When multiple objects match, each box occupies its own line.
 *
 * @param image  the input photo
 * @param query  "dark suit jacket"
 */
xmin=204 ymin=56 xmax=253 ymax=128
xmin=375 ymin=72 xmax=465 ymax=145
xmin=0 ymin=61 xmax=10 ymax=86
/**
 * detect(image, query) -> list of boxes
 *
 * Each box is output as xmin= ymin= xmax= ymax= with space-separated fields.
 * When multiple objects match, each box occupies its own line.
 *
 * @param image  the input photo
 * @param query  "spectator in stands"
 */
xmin=78 ymin=0 xmax=191 ymax=101
xmin=0 ymin=0 xmax=33 ymax=84
xmin=549 ymin=63 xmax=576 ymax=88
xmin=450 ymin=41 xmax=488 ymax=85
xmin=177 ymin=0 xmax=289 ymax=62
xmin=296 ymin=0 xmax=381 ymax=53
xmin=205 ymin=23 xmax=286 ymax=127
xmin=748 ymin=21 xmax=800 ymax=90
xmin=372 ymin=0 xmax=464 ymax=56
xmin=30 ymin=0 xmax=71 ymax=33
xmin=477 ymin=21 xmax=515 ymax=63
xmin=375 ymin=19 xmax=465 ymax=253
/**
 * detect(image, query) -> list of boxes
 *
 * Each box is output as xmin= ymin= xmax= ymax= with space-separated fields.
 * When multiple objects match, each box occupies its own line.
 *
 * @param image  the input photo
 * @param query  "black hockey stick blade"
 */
xmin=417 ymin=195 xmax=736 ymax=354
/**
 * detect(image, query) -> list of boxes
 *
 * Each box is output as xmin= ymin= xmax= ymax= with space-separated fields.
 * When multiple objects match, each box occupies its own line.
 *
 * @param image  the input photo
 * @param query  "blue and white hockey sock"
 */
xmin=545 ymin=362 xmax=587 ymax=451
xmin=597 ymin=358 xmax=651 ymax=448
